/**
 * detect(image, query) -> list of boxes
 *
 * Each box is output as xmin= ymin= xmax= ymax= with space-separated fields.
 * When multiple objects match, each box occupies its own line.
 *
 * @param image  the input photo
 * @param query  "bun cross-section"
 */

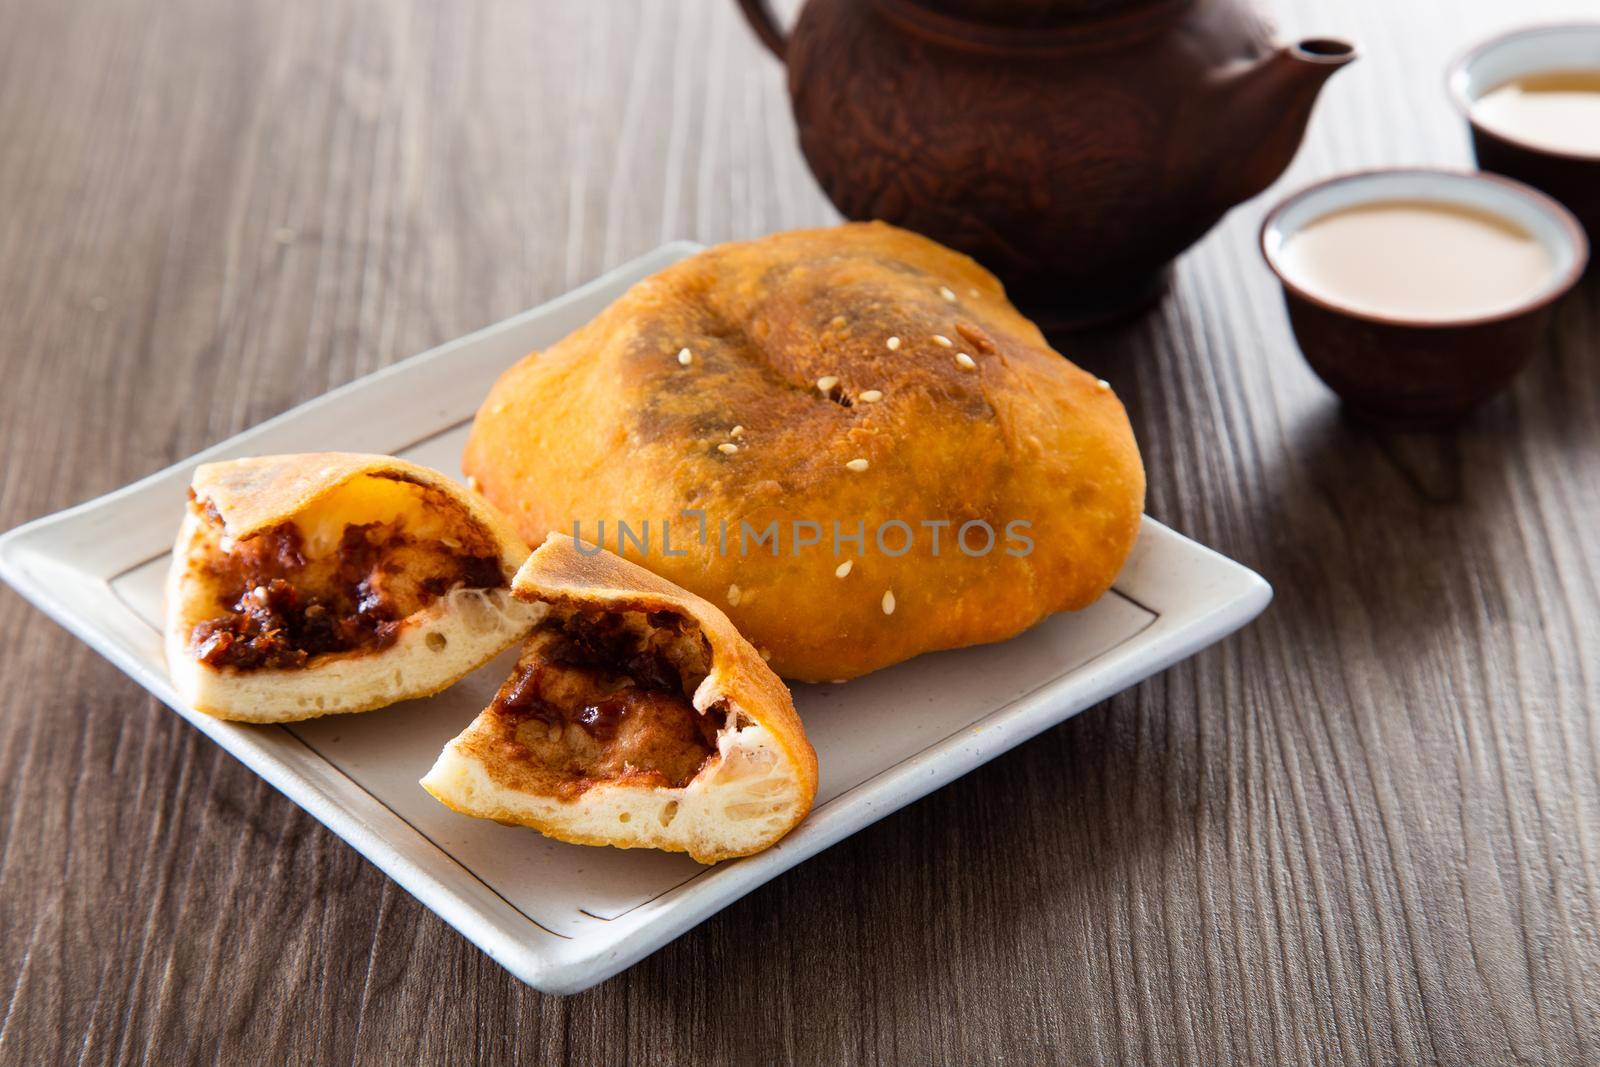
xmin=165 ymin=453 xmax=539 ymax=722
xmin=422 ymin=534 xmax=819 ymax=864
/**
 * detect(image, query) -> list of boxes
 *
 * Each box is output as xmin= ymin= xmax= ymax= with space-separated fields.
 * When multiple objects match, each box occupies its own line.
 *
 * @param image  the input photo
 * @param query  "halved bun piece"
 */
xmin=165 ymin=453 xmax=540 ymax=722
xmin=422 ymin=533 xmax=819 ymax=864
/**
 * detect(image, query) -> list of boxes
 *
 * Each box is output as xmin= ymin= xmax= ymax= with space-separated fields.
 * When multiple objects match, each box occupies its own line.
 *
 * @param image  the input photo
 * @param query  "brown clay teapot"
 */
xmin=736 ymin=0 xmax=1355 ymax=326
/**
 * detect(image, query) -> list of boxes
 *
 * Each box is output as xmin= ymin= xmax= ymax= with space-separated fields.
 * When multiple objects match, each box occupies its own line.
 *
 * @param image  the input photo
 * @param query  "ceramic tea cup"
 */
xmin=1449 ymin=22 xmax=1600 ymax=240
xmin=1261 ymin=168 xmax=1588 ymax=426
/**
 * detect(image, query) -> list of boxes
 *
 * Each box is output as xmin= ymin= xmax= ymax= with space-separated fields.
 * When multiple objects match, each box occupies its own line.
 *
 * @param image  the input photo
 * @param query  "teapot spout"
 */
xmin=1215 ymin=38 xmax=1357 ymax=203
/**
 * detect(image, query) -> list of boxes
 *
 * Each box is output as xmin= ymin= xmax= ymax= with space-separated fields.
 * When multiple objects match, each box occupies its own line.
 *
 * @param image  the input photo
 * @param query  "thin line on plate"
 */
xmin=106 ymin=528 xmax=1159 ymax=926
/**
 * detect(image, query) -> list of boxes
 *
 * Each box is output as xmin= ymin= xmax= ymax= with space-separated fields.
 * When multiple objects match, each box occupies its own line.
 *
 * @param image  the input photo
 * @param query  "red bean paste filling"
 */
xmin=189 ymin=518 xmax=505 ymax=671
xmin=492 ymin=610 xmax=722 ymax=790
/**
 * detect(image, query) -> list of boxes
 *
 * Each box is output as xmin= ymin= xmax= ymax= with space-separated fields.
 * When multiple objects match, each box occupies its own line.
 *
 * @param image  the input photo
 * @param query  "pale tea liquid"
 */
xmin=1473 ymin=70 xmax=1600 ymax=158
xmin=1279 ymin=200 xmax=1555 ymax=321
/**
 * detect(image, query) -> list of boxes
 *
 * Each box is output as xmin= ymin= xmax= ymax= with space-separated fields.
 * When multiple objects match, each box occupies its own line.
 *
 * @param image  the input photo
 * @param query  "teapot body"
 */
xmin=763 ymin=0 xmax=1333 ymax=325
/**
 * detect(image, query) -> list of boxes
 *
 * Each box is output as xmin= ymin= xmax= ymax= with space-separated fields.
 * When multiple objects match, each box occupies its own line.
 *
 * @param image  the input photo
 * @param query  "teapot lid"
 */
xmin=912 ymin=0 xmax=1167 ymax=26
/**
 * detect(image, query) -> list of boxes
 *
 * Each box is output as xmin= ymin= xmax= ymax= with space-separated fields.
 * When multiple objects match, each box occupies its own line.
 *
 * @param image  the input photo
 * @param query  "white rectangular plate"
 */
xmin=0 ymin=242 xmax=1271 ymax=994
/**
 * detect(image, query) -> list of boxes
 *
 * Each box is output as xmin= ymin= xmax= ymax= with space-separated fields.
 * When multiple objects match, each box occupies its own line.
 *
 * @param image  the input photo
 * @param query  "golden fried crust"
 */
xmin=464 ymin=222 xmax=1145 ymax=681
xmin=513 ymin=534 xmax=817 ymax=800
xmin=192 ymin=452 xmax=527 ymax=570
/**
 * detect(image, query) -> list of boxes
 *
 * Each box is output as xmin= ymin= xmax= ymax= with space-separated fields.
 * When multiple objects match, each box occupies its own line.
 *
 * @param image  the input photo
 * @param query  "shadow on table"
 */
xmin=1244 ymin=267 xmax=1599 ymax=646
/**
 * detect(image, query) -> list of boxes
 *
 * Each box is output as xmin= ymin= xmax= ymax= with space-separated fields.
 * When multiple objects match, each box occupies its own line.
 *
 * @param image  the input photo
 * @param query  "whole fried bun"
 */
xmin=465 ymin=222 xmax=1145 ymax=681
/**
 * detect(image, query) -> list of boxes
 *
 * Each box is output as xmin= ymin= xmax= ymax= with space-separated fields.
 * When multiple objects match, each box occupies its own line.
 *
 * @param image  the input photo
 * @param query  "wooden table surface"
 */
xmin=3 ymin=0 xmax=1599 ymax=1063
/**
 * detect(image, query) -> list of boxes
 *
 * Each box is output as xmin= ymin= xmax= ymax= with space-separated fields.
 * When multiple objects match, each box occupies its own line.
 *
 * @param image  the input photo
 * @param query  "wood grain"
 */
xmin=2 ymin=0 xmax=1598 ymax=1063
